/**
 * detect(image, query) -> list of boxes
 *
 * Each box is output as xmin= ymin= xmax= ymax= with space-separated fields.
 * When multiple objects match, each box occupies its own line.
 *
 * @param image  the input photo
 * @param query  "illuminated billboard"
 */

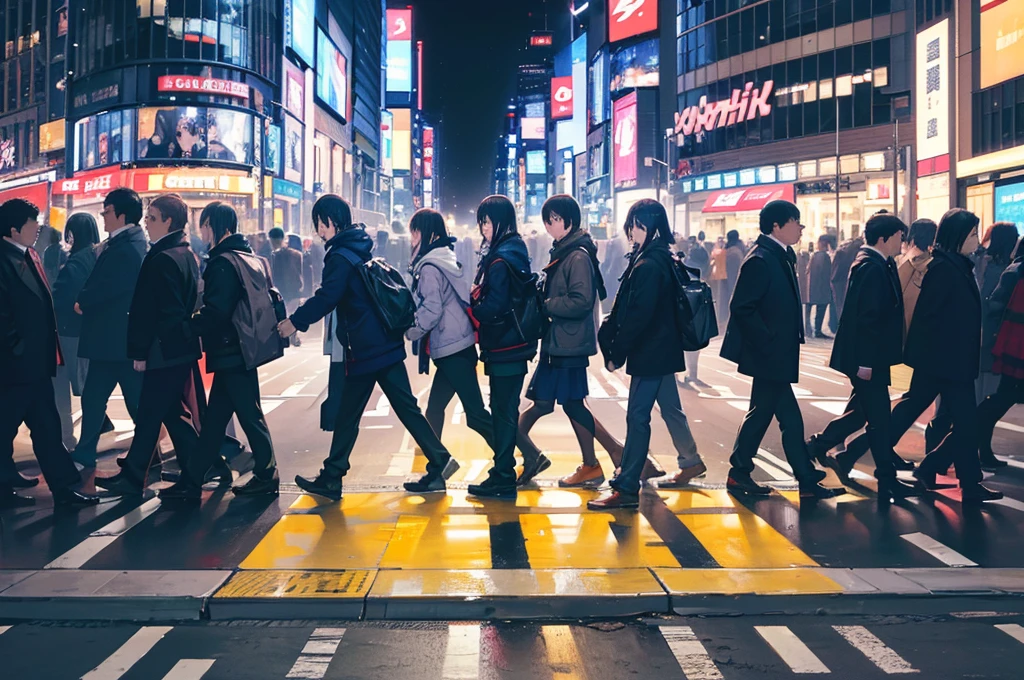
xmin=381 ymin=110 xmax=393 ymax=176
xmin=608 ymin=0 xmax=658 ymax=44
xmin=423 ymin=126 xmax=434 ymax=179
xmin=285 ymin=0 xmax=315 ymax=66
xmin=526 ymin=150 xmax=546 ymax=175
xmin=386 ymin=9 xmax=414 ymax=93
xmin=521 ymin=117 xmax=546 ymax=140
xmin=610 ymin=39 xmax=659 ymax=92
xmin=316 ymin=29 xmax=349 ymax=120
xmin=551 ymin=76 xmax=573 ymax=120
xmin=915 ymin=20 xmax=949 ymax=166
xmin=613 ymin=92 xmax=638 ymax=188
xmin=590 ymin=50 xmax=609 ymax=127
xmin=981 ymin=0 xmax=1024 ymax=90
xmin=392 ymin=108 xmax=411 ymax=171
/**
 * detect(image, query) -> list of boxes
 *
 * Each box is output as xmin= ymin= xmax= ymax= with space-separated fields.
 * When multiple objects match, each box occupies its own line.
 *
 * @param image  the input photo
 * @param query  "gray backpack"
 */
xmin=220 ymin=251 xmax=287 ymax=370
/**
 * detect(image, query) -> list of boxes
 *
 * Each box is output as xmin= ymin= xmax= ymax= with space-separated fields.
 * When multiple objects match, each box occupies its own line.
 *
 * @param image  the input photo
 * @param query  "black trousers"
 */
xmin=816 ymin=379 xmax=898 ymax=480
xmin=978 ymin=376 xmax=1024 ymax=456
xmin=187 ymin=367 xmax=276 ymax=483
xmin=320 ymin=362 xmax=346 ymax=431
xmin=812 ymin=304 xmax=829 ymax=334
xmin=485 ymin=372 xmax=525 ymax=487
xmin=0 ymin=379 xmax=80 ymax=490
xmin=322 ymin=361 xmax=450 ymax=480
xmin=728 ymin=377 xmax=818 ymax=484
xmin=424 ymin=351 xmax=495 ymax=449
xmin=76 ymin=359 xmax=144 ymax=457
xmin=120 ymin=363 xmax=200 ymax=483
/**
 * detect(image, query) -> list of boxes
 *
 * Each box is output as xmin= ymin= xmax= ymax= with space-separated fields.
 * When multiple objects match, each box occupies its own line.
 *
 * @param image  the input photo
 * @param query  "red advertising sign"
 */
xmin=608 ymin=0 xmax=658 ymax=44
xmin=702 ymin=184 xmax=795 ymax=213
xmin=673 ymin=81 xmax=774 ymax=139
xmin=388 ymin=9 xmax=413 ymax=42
xmin=613 ymin=91 xmax=638 ymax=188
xmin=551 ymin=76 xmax=574 ymax=120
xmin=53 ymin=167 xmax=127 ymax=197
xmin=157 ymin=76 xmax=249 ymax=99
xmin=530 ymin=34 xmax=553 ymax=46
xmin=423 ymin=127 xmax=434 ymax=179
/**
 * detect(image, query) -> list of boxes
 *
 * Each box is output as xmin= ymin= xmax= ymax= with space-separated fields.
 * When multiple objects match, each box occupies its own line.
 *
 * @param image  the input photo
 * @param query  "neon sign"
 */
xmin=673 ymin=81 xmax=774 ymax=139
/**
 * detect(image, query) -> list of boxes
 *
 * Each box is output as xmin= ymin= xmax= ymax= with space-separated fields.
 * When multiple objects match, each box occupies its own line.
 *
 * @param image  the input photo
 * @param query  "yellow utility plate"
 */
xmin=215 ymin=569 xmax=376 ymax=599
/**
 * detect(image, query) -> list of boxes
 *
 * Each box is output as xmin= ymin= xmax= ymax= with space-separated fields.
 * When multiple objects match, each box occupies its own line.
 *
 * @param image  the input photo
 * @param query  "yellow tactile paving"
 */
xmin=367 ymin=567 xmax=664 ymax=598
xmin=520 ymin=512 xmax=680 ymax=569
xmin=676 ymin=512 xmax=818 ymax=568
xmin=214 ymin=569 xmax=376 ymax=599
xmin=654 ymin=567 xmax=844 ymax=595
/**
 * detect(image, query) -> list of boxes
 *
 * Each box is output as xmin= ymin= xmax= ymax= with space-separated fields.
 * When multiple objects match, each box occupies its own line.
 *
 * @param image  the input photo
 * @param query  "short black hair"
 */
xmin=311 ymin=194 xmax=353 ymax=233
xmin=934 ymin=208 xmax=980 ymax=254
xmin=622 ymin=199 xmax=674 ymax=246
xmin=149 ymin=194 xmax=189 ymax=233
xmin=200 ymin=201 xmax=238 ymax=244
xmin=697 ymin=230 xmax=705 ymax=241
xmin=984 ymin=222 xmax=1020 ymax=265
xmin=409 ymin=208 xmax=450 ymax=244
xmin=541 ymin=194 xmax=582 ymax=232
xmin=759 ymin=200 xmax=800 ymax=235
xmin=268 ymin=227 xmax=285 ymax=240
xmin=864 ymin=212 xmax=908 ymax=246
xmin=0 ymin=198 xmax=40 ymax=238
xmin=907 ymin=219 xmax=937 ymax=250
xmin=104 ymin=187 xmax=143 ymax=226
xmin=477 ymin=195 xmax=518 ymax=242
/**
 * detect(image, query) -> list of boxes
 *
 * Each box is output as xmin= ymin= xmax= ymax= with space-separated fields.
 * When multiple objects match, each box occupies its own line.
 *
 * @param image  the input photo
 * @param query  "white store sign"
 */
xmin=915 ymin=19 xmax=950 ymax=164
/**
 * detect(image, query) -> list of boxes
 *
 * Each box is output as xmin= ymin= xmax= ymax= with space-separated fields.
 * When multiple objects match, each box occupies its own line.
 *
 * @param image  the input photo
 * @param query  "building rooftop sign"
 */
xmin=674 ymin=81 xmax=774 ymax=140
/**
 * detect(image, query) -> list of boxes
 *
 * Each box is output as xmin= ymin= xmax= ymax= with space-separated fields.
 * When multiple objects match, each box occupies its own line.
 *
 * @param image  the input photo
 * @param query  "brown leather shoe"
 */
xmin=657 ymin=462 xmax=708 ymax=488
xmin=587 ymin=490 xmax=640 ymax=510
xmin=559 ymin=464 xmax=605 ymax=488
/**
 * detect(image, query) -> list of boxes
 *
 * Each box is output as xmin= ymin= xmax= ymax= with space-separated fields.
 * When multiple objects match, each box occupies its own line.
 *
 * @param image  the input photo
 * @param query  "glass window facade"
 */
xmin=972 ymin=75 xmax=1024 ymax=157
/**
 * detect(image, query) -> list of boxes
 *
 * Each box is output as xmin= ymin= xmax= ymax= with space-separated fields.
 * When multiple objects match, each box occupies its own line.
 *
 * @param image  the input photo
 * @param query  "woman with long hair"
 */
xmin=469 ymin=195 xmax=537 ymax=499
xmin=406 ymin=208 xmax=495 ymax=453
xmin=51 ymin=213 xmax=102 ymax=449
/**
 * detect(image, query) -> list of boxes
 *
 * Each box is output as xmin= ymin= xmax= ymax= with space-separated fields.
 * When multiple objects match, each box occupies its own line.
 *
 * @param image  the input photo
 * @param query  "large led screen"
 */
xmin=613 ymin=92 xmax=638 ymax=188
xmin=610 ymin=39 xmax=659 ymax=92
xmin=286 ymin=0 xmax=315 ymax=66
xmin=981 ymin=0 xmax=1024 ymax=90
xmin=137 ymin=107 xmax=252 ymax=163
xmin=995 ymin=180 xmax=1024 ymax=234
xmin=316 ymin=29 xmax=349 ymax=120
xmin=521 ymin=117 xmax=546 ymax=140
xmin=526 ymin=150 xmax=546 ymax=175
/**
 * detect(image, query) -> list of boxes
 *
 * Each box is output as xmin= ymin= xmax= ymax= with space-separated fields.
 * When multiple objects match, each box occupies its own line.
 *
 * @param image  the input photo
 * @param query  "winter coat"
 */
xmin=984 ymin=257 xmax=1023 ymax=376
xmin=541 ymin=229 xmax=600 ymax=359
xmin=51 ymin=246 xmax=97 ymax=338
xmin=603 ymin=240 xmax=686 ymax=378
xmin=291 ymin=227 xmax=406 ymax=376
xmin=898 ymin=250 xmax=932 ymax=335
xmin=904 ymin=249 xmax=982 ymax=383
xmin=76 ymin=225 xmax=148 ymax=362
xmin=720 ymin=234 xmax=805 ymax=383
xmin=472 ymin=232 xmax=538 ymax=364
xmin=270 ymin=246 xmax=304 ymax=301
xmin=807 ymin=250 xmax=833 ymax=304
xmin=407 ymin=245 xmax=476 ymax=361
xmin=0 ymin=241 xmax=61 ymax=385
xmin=190 ymin=233 xmax=255 ymax=373
xmin=831 ymin=238 xmax=863 ymax=315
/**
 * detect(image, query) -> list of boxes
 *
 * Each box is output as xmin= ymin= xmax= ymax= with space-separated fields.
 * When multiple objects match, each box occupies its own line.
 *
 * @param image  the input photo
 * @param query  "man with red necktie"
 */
xmin=0 ymin=198 xmax=98 ymax=508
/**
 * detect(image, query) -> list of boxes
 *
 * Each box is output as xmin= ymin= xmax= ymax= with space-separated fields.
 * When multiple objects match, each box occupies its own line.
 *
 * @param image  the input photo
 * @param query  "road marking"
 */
xmin=46 ymin=498 xmax=162 ymax=569
xmin=452 ymin=399 xmax=465 ymax=425
xmin=364 ymin=425 xmax=393 ymax=430
xmin=286 ymin=627 xmax=345 ymax=679
xmin=281 ymin=370 xmax=325 ymax=397
xmin=258 ymin=354 xmax=315 ymax=387
xmin=604 ymin=371 xmax=630 ymax=398
xmin=799 ymin=370 xmax=846 ymax=385
xmin=587 ymin=374 xmax=609 ymax=399
xmin=442 ymin=624 xmax=480 ymax=680
xmin=900 ymin=532 xmax=977 ymax=567
xmin=81 ymin=626 xmax=173 ymax=680
xmin=462 ymin=459 xmax=489 ymax=483
xmin=758 ymin=448 xmax=794 ymax=474
xmin=385 ymin=452 xmax=414 ymax=476
xmin=0 ymin=625 xmax=9 ymax=635
xmin=811 ymin=401 xmax=849 ymax=416
xmin=995 ymin=421 xmax=1024 ymax=434
xmin=365 ymin=394 xmax=391 ymax=417
xmin=991 ymin=497 xmax=1024 ymax=513
xmin=160 ymin=660 xmax=215 ymax=680
xmin=998 ymin=456 xmax=1024 ymax=470
xmin=995 ymin=623 xmax=1024 ymax=644
xmin=754 ymin=458 xmax=793 ymax=482
xmin=755 ymin=625 xmax=830 ymax=674
xmin=659 ymin=626 xmax=723 ymax=680
xmin=833 ymin=625 xmax=919 ymax=674
xmin=262 ymin=399 xmax=284 ymax=415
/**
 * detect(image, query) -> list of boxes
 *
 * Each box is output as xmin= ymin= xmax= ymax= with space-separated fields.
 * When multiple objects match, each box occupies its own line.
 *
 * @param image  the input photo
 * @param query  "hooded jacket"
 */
xmin=290 ymin=227 xmax=405 ymax=376
xmin=472 ymin=232 xmax=537 ymax=364
xmin=407 ymin=244 xmax=476 ymax=360
xmin=541 ymin=229 xmax=602 ymax=359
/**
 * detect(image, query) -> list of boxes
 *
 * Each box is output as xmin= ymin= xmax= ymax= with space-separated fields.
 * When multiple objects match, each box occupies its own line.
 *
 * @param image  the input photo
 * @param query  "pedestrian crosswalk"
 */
xmin=1 ymin=619 xmax=1021 ymax=679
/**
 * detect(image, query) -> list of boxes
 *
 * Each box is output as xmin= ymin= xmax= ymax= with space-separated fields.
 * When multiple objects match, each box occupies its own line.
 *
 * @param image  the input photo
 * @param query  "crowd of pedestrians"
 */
xmin=0 ymin=185 xmax=1019 ymax=511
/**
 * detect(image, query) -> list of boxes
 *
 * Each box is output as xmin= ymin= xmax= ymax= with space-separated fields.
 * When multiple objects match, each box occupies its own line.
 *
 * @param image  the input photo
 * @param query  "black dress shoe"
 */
xmin=823 ymin=454 xmax=854 ymax=485
xmin=403 ymin=473 xmax=446 ymax=493
xmin=877 ymin=477 xmax=922 ymax=499
xmin=893 ymin=456 xmax=915 ymax=472
xmin=726 ymin=474 xmax=773 ymax=496
xmin=980 ymin=453 xmax=1008 ymax=471
xmin=912 ymin=468 xmax=956 ymax=491
xmin=961 ymin=483 xmax=1004 ymax=504
xmin=0 ymin=487 xmax=35 ymax=508
xmin=799 ymin=483 xmax=846 ymax=499
xmin=52 ymin=488 xmax=100 ymax=506
xmin=158 ymin=479 xmax=202 ymax=501
xmin=94 ymin=472 xmax=145 ymax=496
xmin=10 ymin=473 xmax=39 ymax=489
xmin=806 ymin=436 xmax=830 ymax=466
xmin=516 ymin=454 xmax=552 ymax=487
xmin=232 ymin=474 xmax=280 ymax=496
xmin=467 ymin=481 xmax=517 ymax=500
xmin=295 ymin=474 xmax=342 ymax=501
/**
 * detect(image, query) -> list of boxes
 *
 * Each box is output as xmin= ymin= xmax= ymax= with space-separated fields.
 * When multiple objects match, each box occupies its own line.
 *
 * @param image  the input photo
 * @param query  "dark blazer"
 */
xmin=605 ymin=240 xmax=686 ymax=378
xmin=904 ymin=248 xmax=982 ymax=383
xmin=270 ymin=246 xmax=304 ymax=301
xmin=127 ymin=230 xmax=201 ymax=369
xmin=51 ymin=246 xmax=98 ymax=338
xmin=720 ymin=234 xmax=805 ymax=383
xmin=0 ymin=240 xmax=60 ymax=385
xmin=828 ymin=247 xmax=904 ymax=383
xmin=190 ymin=233 xmax=251 ymax=373
xmin=77 ymin=225 xmax=148 ymax=362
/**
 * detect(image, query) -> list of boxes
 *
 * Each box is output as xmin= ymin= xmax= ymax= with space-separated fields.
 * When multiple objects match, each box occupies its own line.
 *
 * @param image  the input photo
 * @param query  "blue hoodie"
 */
xmin=290 ymin=227 xmax=405 ymax=376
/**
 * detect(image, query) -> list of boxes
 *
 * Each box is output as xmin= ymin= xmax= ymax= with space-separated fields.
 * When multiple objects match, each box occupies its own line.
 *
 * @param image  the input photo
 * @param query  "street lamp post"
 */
xmin=645 ymin=156 xmax=669 ymax=203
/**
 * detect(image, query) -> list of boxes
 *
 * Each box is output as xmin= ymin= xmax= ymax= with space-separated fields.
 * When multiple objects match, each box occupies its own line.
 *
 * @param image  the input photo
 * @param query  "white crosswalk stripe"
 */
xmin=442 ymin=624 xmax=480 ymax=680
xmin=46 ymin=498 xmax=163 ymax=570
xmin=900 ymin=532 xmax=978 ymax=567
xmin=81 ymin=626 xmax=173 ymax=680
xmin=660 ymin=626 xmax=724 ymax=679
xmin=995 ymin=623 xmax=1024 ymax=645
xmin=756 ymin=625 xmax=830 ymax=674
xmin=286 ymin=627 xmax=345 ymax=679
xmin=833 ymin=625 xmax=919 ymax=674
xmin=160 ymin=659 xmax=215 ymax=680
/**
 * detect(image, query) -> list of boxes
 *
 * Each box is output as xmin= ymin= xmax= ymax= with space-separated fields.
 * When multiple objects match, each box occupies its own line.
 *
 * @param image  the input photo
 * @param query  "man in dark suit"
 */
xmin=96 ymin=194 xmax=204 ymax=495
xmin=806 ymin=212 xmax=920 ymax=499
xmin=720 ymin=200 xmax=842 ymax=500
xmin=0 ymin=199 xmax=98 ymax=508
xmin=72 ymin=188 xmax=149 ymax=467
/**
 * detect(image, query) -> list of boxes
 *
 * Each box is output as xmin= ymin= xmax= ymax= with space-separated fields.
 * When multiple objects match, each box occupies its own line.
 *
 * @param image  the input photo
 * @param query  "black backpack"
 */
xmin=339 ymin=250 xmax=417 ymax=335
xmin=669 ymin=255 xmax=719 ymax=351
xmin=507 ymin=263 xmax=547 ymax=344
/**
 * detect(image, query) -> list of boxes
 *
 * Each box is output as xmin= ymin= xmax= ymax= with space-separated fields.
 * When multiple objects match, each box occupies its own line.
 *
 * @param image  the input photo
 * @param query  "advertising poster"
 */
xmin=551 ymin=76 xmax=574 ymax=120
xmin=0 ymin=138 xmax=15 ymax=171
xmin=316 ymin=29 xmax=349 ymax=119
xmin=393 ymin=108 xmax=411 ymax=172
xmin=995 ymin=180 xmax=1024 ymax=234
xmin=526 ymin=150 xmax=546 ymax=175
xmin=284 ymin=61 xmax=305 ymax=121
xmin=915 ymin=20 xmax=949 ymax=165
xmin=610 ymin=38 xmax=659 ymax=92
xmin=265 ymin=124 xmax=282 ymax=176
xmin=283 ymin=115 xmax=302 ymax=183
xmin=381 ymin=110 xmax=394 ymax=176
xmin=137 ymin=107 xmax=252 ymax=163
xmin=613 ymin=92 xmax=638 ymax=188
xmin=589 ymin=50 xmax=609 ymax=127
xmin=608 ymin=0 xmax=658 ymax=44
xmin=981 ymin=0 xmax=1024 ymax=90
xmin=286 ymin=0 xmax=315 ymax=66
xmin=521 ymin=117 xmax=546 ymax=140
xmin=386 ymin=8 xmax=413 ymax=93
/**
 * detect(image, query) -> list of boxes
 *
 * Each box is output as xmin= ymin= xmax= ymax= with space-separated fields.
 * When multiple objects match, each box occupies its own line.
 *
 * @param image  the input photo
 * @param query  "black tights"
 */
xmin=518 ymin=399 xmax=599 ymax=467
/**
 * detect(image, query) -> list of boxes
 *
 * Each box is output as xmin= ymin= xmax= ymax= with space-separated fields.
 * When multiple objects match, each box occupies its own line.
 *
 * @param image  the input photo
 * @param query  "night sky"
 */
xmin=413 ymin=0 xmax=567 ymax=220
